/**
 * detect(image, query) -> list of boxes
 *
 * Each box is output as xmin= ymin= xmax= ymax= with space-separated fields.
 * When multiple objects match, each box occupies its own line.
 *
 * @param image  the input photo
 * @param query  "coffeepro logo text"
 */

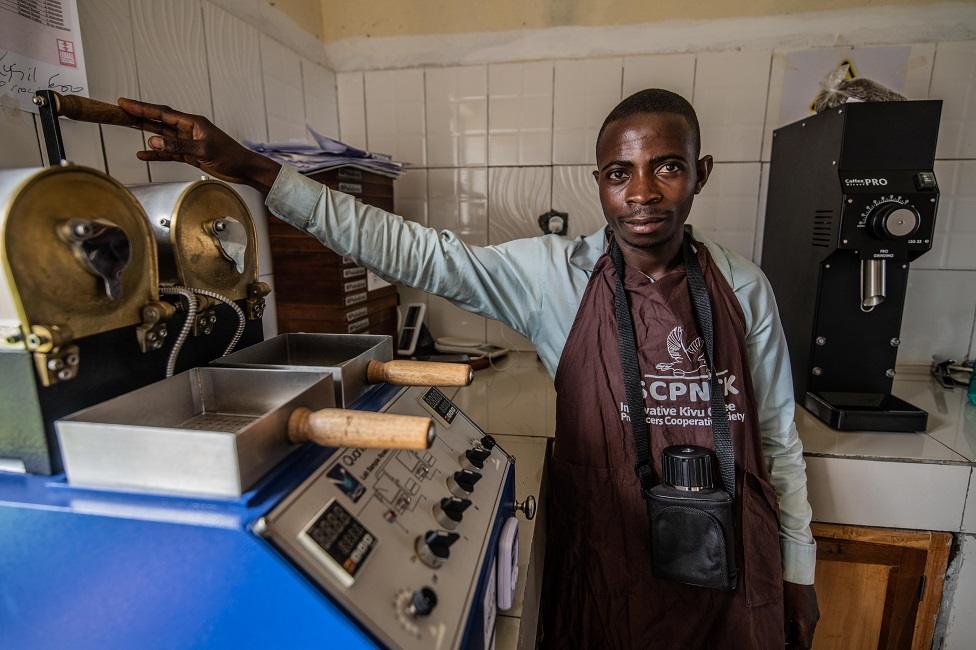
xmin=844 ymin=177 xmax=889 ymax=187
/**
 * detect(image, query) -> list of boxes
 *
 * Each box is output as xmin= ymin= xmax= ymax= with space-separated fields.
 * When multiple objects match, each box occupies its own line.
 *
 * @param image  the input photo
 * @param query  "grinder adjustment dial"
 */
xmin=862 ymin=197 xmax=920 ymax=240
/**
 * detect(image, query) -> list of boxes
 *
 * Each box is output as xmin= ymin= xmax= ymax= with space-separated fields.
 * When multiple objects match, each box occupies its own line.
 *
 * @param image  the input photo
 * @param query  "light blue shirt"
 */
xmin=266 ymin=164 xmax=817 ymax=584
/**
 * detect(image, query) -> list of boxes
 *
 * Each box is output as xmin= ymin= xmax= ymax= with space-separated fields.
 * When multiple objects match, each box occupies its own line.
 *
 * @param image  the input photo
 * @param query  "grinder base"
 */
xmin=805 ymin=391 xmax=928 ymax=433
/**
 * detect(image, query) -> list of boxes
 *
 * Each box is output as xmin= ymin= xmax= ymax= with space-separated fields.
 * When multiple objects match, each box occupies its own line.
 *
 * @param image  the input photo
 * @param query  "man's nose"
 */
xmin=626 ymin=170 xmax=662 ymax=205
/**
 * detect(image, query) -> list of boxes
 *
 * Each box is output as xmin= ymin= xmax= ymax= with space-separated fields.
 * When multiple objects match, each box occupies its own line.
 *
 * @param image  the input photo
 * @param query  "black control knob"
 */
xmin=415 ymin=530 xmax=460 ymax=568
xmin=407 ymin=587 xmax=438 ymax=618
xmin=869 ymin=203 xmax=920 ymax=240
xmin=480 ymin=435 xmax=497 ymax=450
xmin=464 ymin=446 xmax=492 ymax=469
xmin=448 ymin=469 xmax=482 ymax=496
xmin=433 ymin=496 xmax=472 ymax=530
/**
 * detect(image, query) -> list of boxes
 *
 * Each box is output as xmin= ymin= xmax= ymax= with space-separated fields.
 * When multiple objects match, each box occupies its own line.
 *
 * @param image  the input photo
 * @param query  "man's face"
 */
xmin=593 ymin=112 xmax=712 ymax=252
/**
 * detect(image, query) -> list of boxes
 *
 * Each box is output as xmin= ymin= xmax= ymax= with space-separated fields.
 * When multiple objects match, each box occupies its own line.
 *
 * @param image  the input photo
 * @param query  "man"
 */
xmin=117 ymin=89 xmax=820 ymax=649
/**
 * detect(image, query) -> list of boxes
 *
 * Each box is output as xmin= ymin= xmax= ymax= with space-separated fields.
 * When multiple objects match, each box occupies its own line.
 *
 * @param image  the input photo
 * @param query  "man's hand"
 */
xmin=116 ymin=98 xmax=281 ymax=193
xmin=784 ymin=582 xmax=820 ymax=649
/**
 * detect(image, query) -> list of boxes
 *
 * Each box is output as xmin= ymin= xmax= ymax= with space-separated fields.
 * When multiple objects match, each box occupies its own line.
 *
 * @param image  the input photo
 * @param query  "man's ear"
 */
xmin=695 ymin=155 xmax=714 ymax=194
xmin=592 ymin=169 xmax=600 ymax=184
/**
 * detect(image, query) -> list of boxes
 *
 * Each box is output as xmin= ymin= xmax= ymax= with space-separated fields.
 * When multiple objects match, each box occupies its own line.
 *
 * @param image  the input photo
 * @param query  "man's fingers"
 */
xmin=146 ymin=135 xmax=205 ymax=158
xmin=136 ymin=150 xmax=185 ymax=162
xmin=136 ymin=120 xmax=179 ymax=138
xmin=117 ymin=97 xmax=197 ymax=132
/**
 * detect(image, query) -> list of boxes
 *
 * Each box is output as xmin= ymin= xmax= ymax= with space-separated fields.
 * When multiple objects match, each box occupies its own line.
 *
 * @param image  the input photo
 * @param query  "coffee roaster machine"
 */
xmin=761 ymin=100 xmax=942 ymax=432
xmin=0 ymin=93 xmax=533 ymax=649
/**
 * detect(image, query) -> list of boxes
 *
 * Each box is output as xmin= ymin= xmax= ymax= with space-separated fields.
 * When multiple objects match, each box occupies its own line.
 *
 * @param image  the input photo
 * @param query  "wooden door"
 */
xmin=811 ymin=524 xmax=951 ymax=650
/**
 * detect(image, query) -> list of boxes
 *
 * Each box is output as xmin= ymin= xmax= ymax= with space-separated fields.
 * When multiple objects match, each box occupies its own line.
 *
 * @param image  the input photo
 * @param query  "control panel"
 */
xmin=260 ymin=386 xmax=513 ymax=650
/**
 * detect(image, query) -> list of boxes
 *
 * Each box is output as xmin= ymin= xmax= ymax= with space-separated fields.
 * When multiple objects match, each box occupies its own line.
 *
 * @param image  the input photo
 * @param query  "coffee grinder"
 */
xmin=761 ymin=100 xmax=942 ymax=432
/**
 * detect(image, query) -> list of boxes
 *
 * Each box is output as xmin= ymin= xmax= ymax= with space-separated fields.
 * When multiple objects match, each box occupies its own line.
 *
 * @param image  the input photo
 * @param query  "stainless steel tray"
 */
xmin=56 ymin=368 xmax=334 ymax=497
xmin=212 ymin=333 xmax=393 ymax=406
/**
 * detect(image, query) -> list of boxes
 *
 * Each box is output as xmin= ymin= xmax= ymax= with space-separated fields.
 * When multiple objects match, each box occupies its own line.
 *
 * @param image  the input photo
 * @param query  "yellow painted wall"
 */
xmin=316 ymin=0 xmax=948 ymax=42
xmin=265 ymin=0 xmax=325 ymax=41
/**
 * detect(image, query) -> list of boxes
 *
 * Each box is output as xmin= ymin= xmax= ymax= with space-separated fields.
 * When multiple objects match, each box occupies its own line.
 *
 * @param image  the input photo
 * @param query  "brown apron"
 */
xmin=540 ymin=239 xmax=784 ymax=649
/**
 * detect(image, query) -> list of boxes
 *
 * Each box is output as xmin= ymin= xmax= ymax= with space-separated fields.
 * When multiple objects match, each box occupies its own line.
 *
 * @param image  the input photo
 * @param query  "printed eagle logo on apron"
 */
xmin=656 ymin=326 xmax=708 ymax=377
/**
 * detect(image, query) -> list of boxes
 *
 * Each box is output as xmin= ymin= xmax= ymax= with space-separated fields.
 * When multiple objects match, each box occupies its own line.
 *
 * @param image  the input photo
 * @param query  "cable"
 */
xmin=189 ymin=287 xmax=246 ymax=356
xmin=159 ymin=286 xmax=198 ymax=378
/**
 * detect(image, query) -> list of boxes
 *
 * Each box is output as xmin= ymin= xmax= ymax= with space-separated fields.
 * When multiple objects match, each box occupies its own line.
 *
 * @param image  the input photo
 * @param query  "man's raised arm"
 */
xmin=115 ymin=98 xmax=546 ymax=340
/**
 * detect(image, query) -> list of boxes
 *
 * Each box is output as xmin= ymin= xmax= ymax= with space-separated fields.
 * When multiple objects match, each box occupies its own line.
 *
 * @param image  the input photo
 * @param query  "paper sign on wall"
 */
xmin=0 ymin=0 xmax=88 ymax=112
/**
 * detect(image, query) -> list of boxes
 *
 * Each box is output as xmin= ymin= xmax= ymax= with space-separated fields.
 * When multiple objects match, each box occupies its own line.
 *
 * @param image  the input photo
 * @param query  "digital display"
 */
xmin=305 ymin=500 xmax=376 ymax=584
xmin=422 ymin=387 xmax=457 ymax=424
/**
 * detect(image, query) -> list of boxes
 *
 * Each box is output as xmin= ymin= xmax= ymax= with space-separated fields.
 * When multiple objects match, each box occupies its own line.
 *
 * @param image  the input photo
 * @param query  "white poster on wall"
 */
xmin=778 ymin=46 xmax=912 ymax=128
xmin=0 ymin=0 xmax=88 ymax=112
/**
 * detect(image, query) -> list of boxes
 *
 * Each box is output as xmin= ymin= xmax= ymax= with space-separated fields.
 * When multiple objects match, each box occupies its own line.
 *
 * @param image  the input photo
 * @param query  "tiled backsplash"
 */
xmin=337 ymin=41 xmax=976 ymax=360
xmin=1 ymin=3 xmax=973 ymax=363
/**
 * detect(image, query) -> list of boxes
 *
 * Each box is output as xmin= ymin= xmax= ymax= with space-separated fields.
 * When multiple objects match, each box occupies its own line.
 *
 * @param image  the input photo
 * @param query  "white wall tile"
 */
xmin=259 ymin=272 xmax=277 ymax=338
xmin=551 ymin=165 xmax=604 ymax=238
xmin=488 ymin=167 xmax=551 ymax=244
xmin=204 ymin=3 xmax=267 ymax=143
xmin=804 ymin=455 xmax=970 ymax=530
xmin=131 ymin=0 xmax=213 ymax=182
xmin=920 ymin=160 xmax=973 ymax=271
xmin=364 ymin=69 xmax=426 ymax=165
xmin=687 ymin=162 xmax=761 ymax=260
xmin=78 ymin=0 xmax=148 ymax=181
xmin=901 ymin=269 xmax=976 ymax=364
xmin=394 ymin=169 xmax=428 ymax=225
xmin=426 ymin=295 xmax=486 ymax=343
xmin=99 ymin=127 xmax=149 ymax=183
xmin=553 ymin=58 xmax=622 ymax=165
xmin=428 ymin=168 xmax=488 ymax=245
xmin=695 ymin=50 xmax=770 ymax=162
xmin=753 ymin=162 xmax=770 ymax=263
xmin=425 ymin=66 xmax=487 ymax=167
xmin=302 ymin=59 xmax=339 ymax=139
xmin=0 ymin=108 xmax=42 ymax=168
xmin=58 ymin=121 xmax=105 ymax=171
xmin=930 ymin=41 xmax=976 ymax=159
xmin=336 ymin=72 xmax=367 ymax=149
xmin=622 ymin=53 xmax=696 ymax=102
xmin=900 ymin=269 xmax=976 ymax=364
xmin=488 ymin=62 xmax=553 ymax=166
xmin=260 ymin=35 xmax=306 ymax=143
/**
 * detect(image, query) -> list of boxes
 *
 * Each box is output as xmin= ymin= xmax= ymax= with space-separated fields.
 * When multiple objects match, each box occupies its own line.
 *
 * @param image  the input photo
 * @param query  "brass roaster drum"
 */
xmin=0 ymin=165 xmax=158 ymax=343
xmin=129 ymin=180 xmax=259 ymax=301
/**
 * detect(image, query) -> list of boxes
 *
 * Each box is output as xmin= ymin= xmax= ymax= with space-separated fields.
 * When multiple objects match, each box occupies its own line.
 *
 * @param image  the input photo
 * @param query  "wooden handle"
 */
xmin=288 ymin=407 xmax=434 ymax=449
xmin=366 ymin=359 xmax=474 ymax=386
xmin=51 ymin=92 xmax=140 ymax=127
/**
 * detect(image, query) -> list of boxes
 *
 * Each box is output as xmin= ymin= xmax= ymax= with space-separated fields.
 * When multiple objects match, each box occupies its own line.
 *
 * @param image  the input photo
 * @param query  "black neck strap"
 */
xmin=611 ymin=229 xmax=736 ymax=499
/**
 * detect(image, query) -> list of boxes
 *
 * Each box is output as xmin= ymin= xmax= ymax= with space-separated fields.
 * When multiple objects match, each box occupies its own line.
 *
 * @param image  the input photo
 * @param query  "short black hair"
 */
xmin=596 ymin=88 xmax=701 ymax=158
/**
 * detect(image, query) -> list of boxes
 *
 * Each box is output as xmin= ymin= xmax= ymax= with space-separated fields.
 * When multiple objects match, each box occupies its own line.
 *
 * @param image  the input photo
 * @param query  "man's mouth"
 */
xmin=621 ymin=212 xmax=670 ymax=234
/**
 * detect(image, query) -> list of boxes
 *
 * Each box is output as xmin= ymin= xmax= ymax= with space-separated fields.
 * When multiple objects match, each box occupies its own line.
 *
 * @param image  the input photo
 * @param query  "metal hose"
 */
xmin=159 ymin=286 xmax=198 ymax=378
xmin=189 ymin=287 xmax=246 ymax=356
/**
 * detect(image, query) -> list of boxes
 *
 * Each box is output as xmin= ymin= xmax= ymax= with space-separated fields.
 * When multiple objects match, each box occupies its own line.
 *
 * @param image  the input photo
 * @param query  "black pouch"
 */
xmin=646 ymin=489 xmax=738 ymax=590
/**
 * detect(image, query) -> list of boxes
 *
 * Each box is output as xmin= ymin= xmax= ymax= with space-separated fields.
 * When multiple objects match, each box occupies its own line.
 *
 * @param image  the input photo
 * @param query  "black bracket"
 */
xmin=32 ymin=90 xmax=66 ymax=167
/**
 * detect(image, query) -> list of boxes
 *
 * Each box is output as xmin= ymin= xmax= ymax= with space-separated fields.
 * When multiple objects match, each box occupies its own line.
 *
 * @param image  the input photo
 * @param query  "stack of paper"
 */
xmin=244 ymin=126 xmax=404 ymax=178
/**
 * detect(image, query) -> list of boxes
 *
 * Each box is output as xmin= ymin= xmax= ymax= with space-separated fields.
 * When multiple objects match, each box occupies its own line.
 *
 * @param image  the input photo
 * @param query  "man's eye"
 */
xmin=659 ymin=162 xmax=681 ymax=174
xmin=608 ymin=170 xmax=628 ymax=181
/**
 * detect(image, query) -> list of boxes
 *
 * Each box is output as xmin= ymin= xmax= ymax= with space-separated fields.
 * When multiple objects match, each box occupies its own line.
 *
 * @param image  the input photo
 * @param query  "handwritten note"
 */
xmin=0 ymin=0 xmax=88 ymax=112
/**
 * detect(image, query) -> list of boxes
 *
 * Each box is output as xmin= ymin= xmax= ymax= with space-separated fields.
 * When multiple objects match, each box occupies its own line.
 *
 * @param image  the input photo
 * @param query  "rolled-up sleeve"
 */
xmin=741 ymin=271 xmax=817 ymax=585
xmin=265 ymin=164 xmax=547 ymax=339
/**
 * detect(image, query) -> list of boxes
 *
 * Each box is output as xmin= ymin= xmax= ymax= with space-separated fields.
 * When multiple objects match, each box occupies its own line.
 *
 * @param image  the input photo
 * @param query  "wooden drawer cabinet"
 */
xmin=811 ymin=524 xmax=952 ymax=650
xmin=270 ymin=167 xmax=398 ymax=342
